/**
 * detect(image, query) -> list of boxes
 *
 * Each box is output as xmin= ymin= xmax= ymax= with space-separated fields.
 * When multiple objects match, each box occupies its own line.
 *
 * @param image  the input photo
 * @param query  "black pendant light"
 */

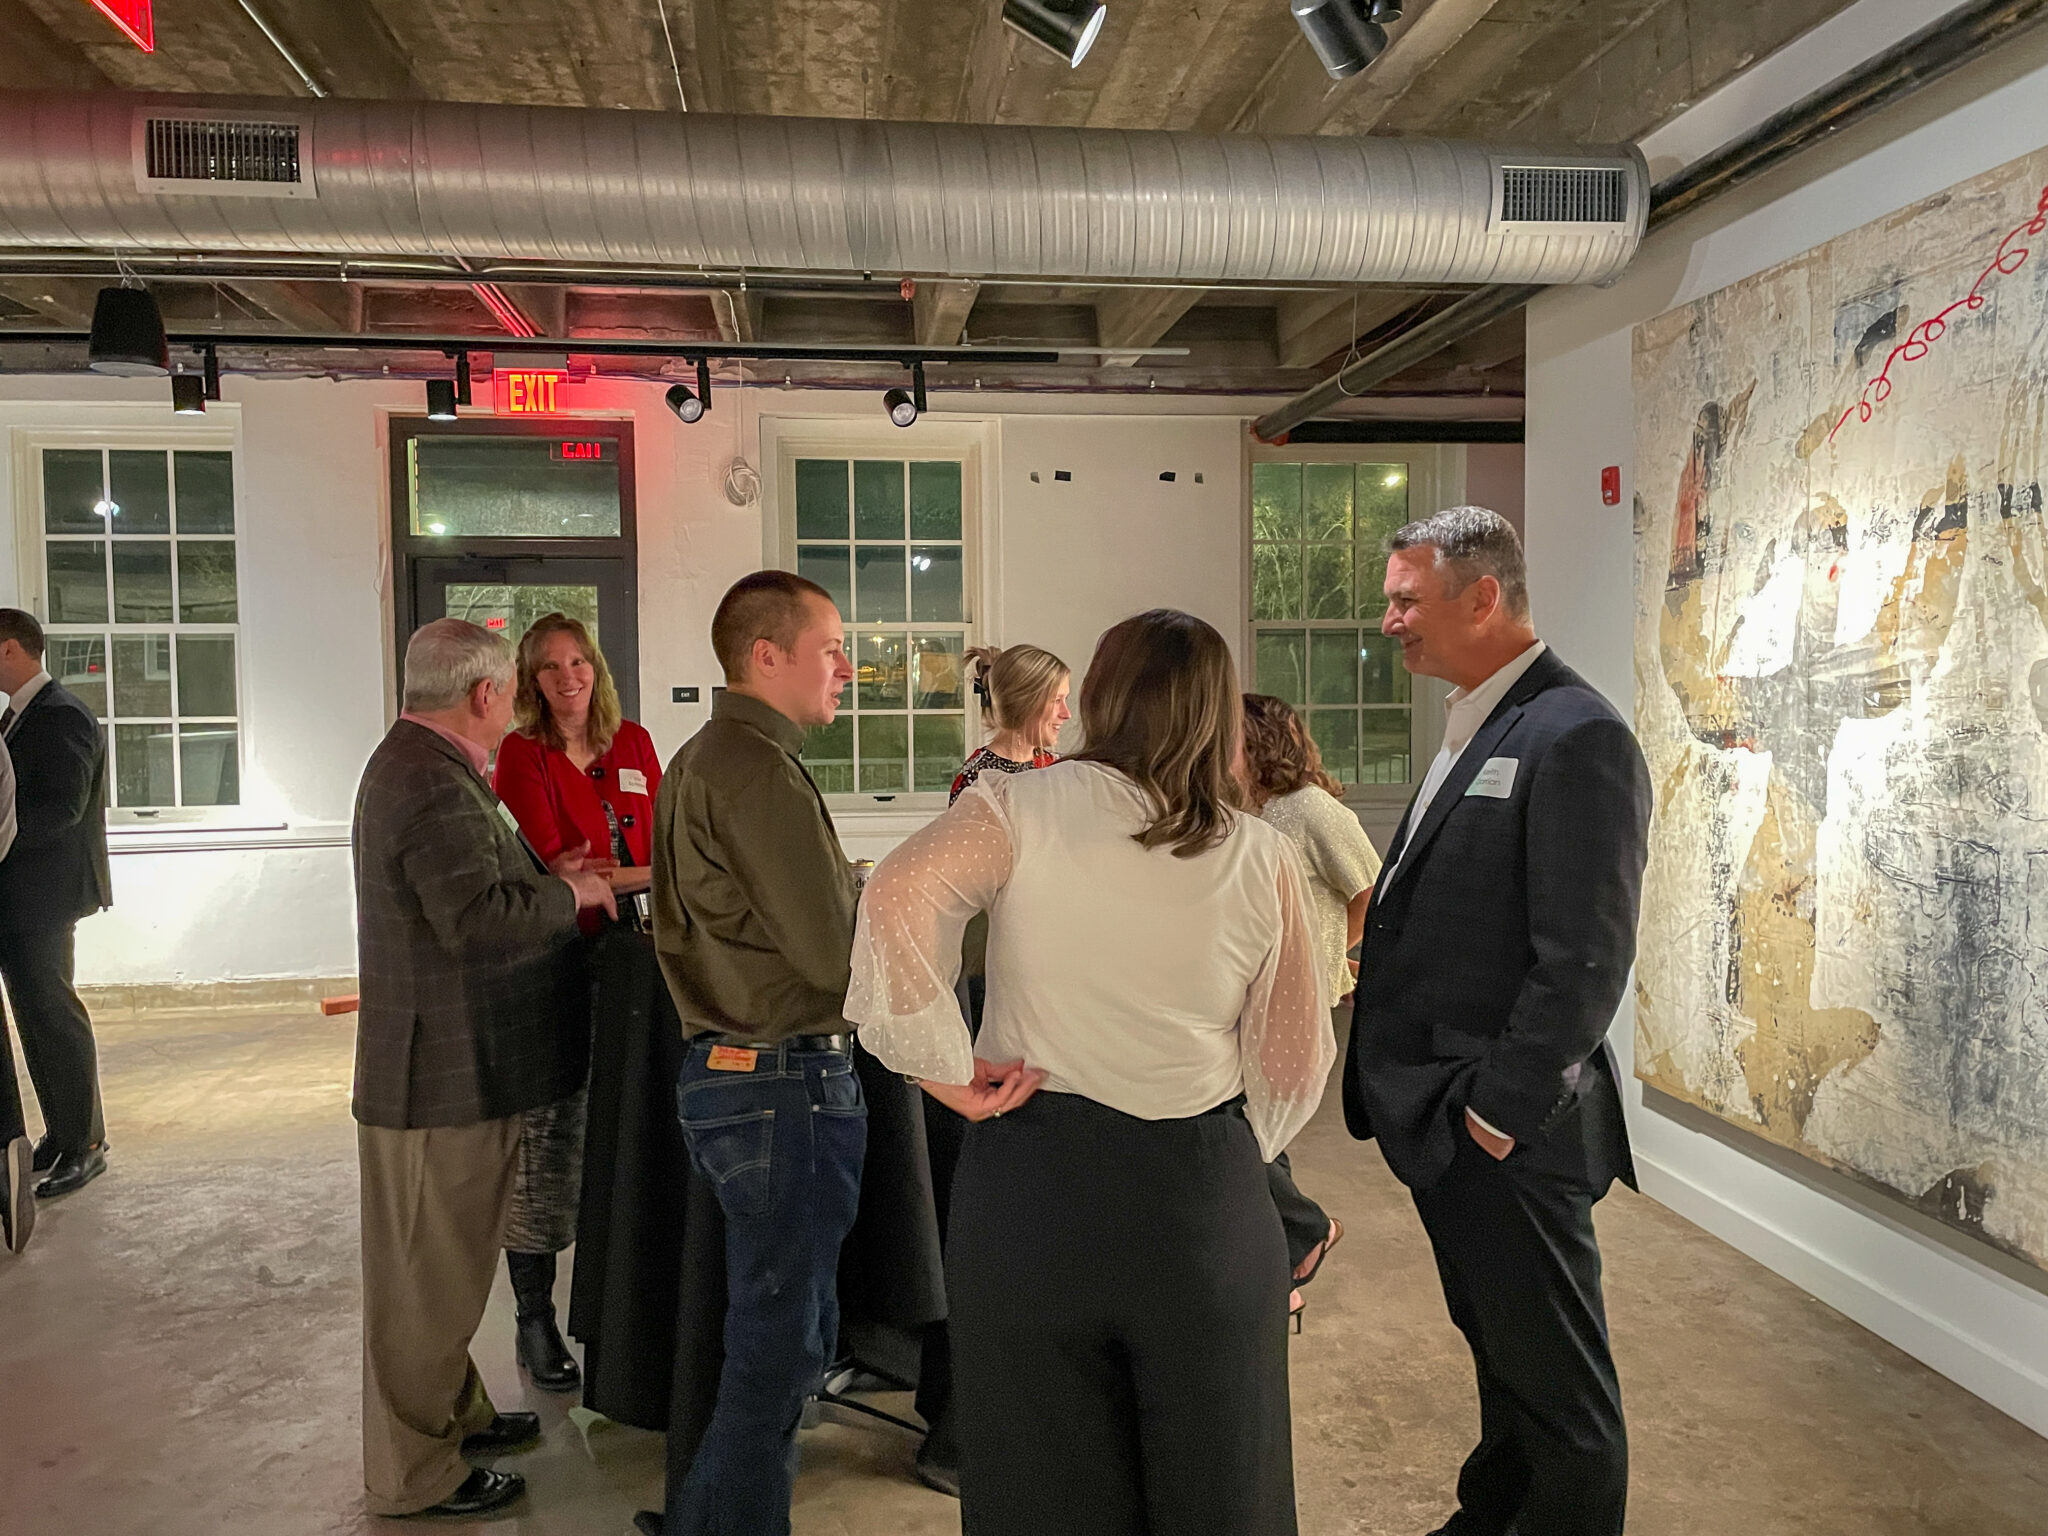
xmin=1291 ymin=0 xmax=1389 ymax=80
xmin=88 ymin=286 xmax=170 ymax=377
xmin=1003 ymin=0 xmax=1108 ymax=67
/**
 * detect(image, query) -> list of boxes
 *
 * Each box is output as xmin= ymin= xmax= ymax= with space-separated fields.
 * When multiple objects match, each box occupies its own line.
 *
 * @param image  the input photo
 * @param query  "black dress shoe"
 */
xmin=32 ymin=1136 xmax=107 ymax=1174
xmin=516 ymin=1312 xmax=583 ymax=1393
xmin=460 ymin=1411 xmax=541 ymax=1457
xmin=35 ymin=1145 xmax=106 ymax=1200
xmin=633 ymin=1512 xmax=663 ymax=1536
xmin=3 ymin=1137 xmax=35 ymax=1255
xmin=408 ymin=1467 xmax=525 ymax=1518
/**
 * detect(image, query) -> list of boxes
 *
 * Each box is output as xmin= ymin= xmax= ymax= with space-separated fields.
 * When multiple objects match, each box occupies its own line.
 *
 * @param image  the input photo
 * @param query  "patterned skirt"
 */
xmin=504 ymin=1087 xmax=588 ymax=1254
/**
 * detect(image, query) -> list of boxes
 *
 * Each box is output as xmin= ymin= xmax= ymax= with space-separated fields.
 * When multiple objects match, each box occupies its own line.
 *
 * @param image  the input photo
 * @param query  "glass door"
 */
xmin=390 ymin=419 xmax=638 ymax=717
xmin=410 ymin=555 xmax=638 ymax=716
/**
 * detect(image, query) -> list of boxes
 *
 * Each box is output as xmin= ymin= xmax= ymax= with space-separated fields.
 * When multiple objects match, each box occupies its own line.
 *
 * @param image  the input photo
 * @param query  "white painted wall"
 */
xmin=1525 ymin=0 xmax=2048 ymax=1437
xmin=3 ymin=372 xmax=1409 ymax=973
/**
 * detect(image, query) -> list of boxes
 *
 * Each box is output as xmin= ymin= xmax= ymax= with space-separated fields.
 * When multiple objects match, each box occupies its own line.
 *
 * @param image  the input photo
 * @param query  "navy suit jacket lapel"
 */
xmin=1378 ymin=654 xmax=1561 ymax=898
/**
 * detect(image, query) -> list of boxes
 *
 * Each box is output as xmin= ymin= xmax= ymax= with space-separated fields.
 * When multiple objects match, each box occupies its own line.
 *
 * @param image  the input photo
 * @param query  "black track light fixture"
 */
xmin=88 ymin=286 xmax=170 ymax=377
xmin=1003 ymin=0 xmax=1108 ymax=67
xmin=426 ymin=378 xmax=459 ymax=421
xmin=455 ymin=350 xmax=473 ymax=407
xmin=171 ymin=372 xmax=206 ymax=415
xmin=1292 ymin=0 xmax=1389 ymax=80
xmin=202 ymin=344 xmax=221 ymax=401
xmin=666 ymin=358 xmax=714 ymax=423
xmin=884 ymin=361 xmax=928 ymax=429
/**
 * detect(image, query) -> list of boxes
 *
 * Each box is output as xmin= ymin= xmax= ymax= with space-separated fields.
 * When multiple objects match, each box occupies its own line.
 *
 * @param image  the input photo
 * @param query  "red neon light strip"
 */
xmin=472 ymin=283 xmax=542 ymax=339
xmin=1829 ymin=182 xmax=2048 ymax=444
xmin=88 ymin=0 xmax=155 ymax=52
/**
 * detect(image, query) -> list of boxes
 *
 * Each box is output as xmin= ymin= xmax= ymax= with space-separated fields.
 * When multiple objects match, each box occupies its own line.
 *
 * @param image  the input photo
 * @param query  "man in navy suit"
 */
xmin=1345 ymin=509 xmax=1650 ymax=1536
xmin=0 ymin=609 xmax=114 ymax=1206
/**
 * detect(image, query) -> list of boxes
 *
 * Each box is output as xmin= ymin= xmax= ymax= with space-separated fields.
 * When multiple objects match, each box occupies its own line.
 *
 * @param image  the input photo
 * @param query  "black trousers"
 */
xmin=1266 ymin=1151 xmax=1330 ymax=1275
xmin=0 ymin=923 xmax=104 ymax=1153
xmin=948 ymin=1091 xmax=1296 ymax=1536
xmin=1411 ymin=1128 xmax=1627 ymax=1536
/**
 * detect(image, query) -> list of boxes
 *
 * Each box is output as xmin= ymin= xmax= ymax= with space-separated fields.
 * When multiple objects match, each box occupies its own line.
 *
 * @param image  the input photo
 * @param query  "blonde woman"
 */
xmin=950 ymin=643 xmax=1072 ymax=802
xmin=914 ymin=641 xmax=1070 ymax=1495
xmin=491 ymin=613 xmax=661 ymax=1394
xmin=850 ymin=610 xmax=1332 ymax=1536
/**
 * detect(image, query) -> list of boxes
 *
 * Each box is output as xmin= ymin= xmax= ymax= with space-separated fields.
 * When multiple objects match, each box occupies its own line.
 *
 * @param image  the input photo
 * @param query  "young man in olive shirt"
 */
xmin=642 ymin=570 xmax=862 ymax=1536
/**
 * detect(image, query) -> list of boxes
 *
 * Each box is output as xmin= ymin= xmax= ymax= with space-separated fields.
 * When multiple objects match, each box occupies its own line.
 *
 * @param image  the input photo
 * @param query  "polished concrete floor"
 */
xmin=3 ymin=1009 xmax=2046 ymax=1536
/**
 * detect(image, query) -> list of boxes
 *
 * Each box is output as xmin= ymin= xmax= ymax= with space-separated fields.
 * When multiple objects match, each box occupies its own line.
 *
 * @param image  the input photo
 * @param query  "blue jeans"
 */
xmin=665 ymin=1038 xmax=868 ymax=1536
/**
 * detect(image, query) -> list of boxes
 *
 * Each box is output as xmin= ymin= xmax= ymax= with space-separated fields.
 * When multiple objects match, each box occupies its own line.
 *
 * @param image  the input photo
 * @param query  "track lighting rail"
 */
xmin=0 ymin=328 xmax=1066 ymax=368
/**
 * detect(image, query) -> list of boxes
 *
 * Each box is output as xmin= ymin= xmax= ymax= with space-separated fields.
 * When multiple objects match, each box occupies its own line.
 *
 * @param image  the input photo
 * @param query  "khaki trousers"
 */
xmin=358 ymin=1116 xmax=522 ymax=1516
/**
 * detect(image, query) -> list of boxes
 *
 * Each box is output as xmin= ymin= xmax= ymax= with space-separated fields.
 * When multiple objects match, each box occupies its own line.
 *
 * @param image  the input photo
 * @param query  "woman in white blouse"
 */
xmin=849 ymin=609 xmax=1334 ymax=1536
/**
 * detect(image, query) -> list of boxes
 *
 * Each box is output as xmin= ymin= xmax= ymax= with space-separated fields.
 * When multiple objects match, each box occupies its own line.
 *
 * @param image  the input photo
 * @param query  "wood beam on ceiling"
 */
xmin=1231 ymin=0 xmax=1505 ymax=137
xmin=0 ymin=277 xmax=104 ymax=326
xmin=677 ymin=0 xmax=732 ymax=113
xmin=492 ymin=283 xmax=567 ymax=338
xmin=954 ymin=0 xmax=1014 ymax=122
xmin=225 ymin=280 xmax=357 ymax=333
xmin=1094 ymin=287 xmax=1205 ymax=367
xmin=912 ymin=281 xmax=981 ymax=347
xmin=1275 ymin=288 xmax=1430 ymax=370
xmin=710 ymin=289 xmax=765 ymax=345
xmin=1437 ymin=310 xmax=1525 ymax=374
xmin=249 ymin=0 xmax=424 ymax=97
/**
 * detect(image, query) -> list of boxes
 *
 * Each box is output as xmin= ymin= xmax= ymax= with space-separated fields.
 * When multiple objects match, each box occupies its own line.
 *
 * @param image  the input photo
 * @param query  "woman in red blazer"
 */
xmin=490 ymin=612 xmax=662 ymax=1394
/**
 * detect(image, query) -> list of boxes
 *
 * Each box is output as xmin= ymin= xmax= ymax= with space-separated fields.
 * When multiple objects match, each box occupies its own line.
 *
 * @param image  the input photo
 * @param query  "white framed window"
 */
xmin=17 ymin=430 xmax=244 ymax=823
xmin=768 ymin=425 xmax=984 ymax=809
xmin=1246 ymin=444 xmax=1459 ymax=807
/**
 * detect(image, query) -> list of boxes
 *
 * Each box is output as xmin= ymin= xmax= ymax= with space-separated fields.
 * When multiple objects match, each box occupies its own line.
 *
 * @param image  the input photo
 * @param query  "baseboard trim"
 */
xmin=1635 ymin=1148 xmax=2048 ymax=1440
xmin=80 ymin=976 xmax=359 ymax=1020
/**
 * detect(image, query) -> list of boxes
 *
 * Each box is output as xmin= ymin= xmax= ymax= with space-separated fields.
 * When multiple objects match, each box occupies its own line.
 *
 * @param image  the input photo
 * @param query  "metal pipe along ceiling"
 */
xmin=0 ymin=91 xmax=1648 ymax=289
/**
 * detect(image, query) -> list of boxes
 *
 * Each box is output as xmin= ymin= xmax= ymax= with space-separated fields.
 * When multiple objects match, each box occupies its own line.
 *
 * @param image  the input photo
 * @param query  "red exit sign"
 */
xmin=551 ymin=440 xmax=614 ymax=462
xmin=495 ymin=369 xmax=570 ymax=415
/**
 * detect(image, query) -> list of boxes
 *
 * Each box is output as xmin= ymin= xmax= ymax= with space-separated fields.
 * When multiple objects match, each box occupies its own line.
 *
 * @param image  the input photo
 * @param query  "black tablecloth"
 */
xmin=568 ymin=928 xmax=947 ymax=1448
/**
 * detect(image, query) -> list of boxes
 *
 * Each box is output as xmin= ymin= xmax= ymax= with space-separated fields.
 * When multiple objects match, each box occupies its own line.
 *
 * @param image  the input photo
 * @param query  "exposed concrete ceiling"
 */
xmin=0 ymin=0 xmax=1867 ymax=403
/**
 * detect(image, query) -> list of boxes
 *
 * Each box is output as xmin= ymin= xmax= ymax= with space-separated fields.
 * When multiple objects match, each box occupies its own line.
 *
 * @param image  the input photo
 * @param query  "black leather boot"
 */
xmin=506 ymin=1249 xmax=581 ymax=1393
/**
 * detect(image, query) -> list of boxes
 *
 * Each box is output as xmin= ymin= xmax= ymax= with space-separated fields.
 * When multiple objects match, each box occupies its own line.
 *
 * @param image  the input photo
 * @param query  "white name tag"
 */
xmin=617 ymin=767 xmax=649 ymax=797
xmin=1465 ymin=757 xmax=1518 ymax=799
xmin=495 ymin=799 xmax=523 ymax=835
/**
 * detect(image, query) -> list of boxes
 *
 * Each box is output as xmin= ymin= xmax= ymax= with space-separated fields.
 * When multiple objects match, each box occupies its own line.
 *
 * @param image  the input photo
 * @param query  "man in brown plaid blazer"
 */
xmin=352 ymin=618 xmax=615 ymax=1520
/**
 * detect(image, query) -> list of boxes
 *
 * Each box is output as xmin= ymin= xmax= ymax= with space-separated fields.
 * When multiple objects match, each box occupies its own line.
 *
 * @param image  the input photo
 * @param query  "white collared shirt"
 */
xmin=1382 ymin=641 xmax=1547 ymax=888
xmin=2 ymin=669 xmax=51 ymax=737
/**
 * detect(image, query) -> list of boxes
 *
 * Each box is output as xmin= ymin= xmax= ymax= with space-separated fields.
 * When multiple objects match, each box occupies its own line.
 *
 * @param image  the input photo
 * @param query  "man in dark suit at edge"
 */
xmin=0 ymin=608 xmax=114 ymax=1204
xmin=1344 ymin=508 xmax=1651 ymax=1536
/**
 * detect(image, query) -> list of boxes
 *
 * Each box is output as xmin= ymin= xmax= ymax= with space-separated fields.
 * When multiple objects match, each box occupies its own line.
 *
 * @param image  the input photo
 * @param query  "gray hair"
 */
xmin=402 ymin=618 xmax=514 ymax=712
xmin=1387 ymin=505 xmax=1530 ymax=620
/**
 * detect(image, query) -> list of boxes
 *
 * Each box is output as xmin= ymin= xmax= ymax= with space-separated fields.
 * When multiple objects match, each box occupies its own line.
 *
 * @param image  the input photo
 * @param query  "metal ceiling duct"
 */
xmin=0 ymin=91 xmax=1648 ymax=289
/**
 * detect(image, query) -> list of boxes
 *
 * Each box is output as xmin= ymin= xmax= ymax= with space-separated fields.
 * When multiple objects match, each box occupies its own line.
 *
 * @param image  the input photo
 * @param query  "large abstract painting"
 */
xmin=1633 ymin=146 xmax=2048 ymax=1268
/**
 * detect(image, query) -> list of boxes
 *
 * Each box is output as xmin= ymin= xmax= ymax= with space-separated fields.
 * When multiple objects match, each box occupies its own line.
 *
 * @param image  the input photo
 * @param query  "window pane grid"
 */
xmin=794 ymin=456 xmax=969 ymax=796
xmin=1252 ymin=458 xmax=1413 ymax=791
xmin=40 ymin=446 xmax=240 ymax=810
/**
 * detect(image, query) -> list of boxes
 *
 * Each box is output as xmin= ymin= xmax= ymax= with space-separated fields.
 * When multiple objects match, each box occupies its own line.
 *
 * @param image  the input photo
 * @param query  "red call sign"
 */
xmin=494 ymin=369 xmax=569 ymax=414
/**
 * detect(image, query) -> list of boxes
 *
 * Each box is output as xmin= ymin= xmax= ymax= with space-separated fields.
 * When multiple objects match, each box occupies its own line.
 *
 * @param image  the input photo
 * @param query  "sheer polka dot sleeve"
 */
xmin=1239 ymin=842 xmax=1337 ymax=1161
xmin=846 ymin=779 xmax=1017 ymax=1086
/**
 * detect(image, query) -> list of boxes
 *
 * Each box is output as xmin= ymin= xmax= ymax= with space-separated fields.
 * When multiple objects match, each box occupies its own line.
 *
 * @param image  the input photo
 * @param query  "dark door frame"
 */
xmin=389 ymin=416 xmax=640 ymax=717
